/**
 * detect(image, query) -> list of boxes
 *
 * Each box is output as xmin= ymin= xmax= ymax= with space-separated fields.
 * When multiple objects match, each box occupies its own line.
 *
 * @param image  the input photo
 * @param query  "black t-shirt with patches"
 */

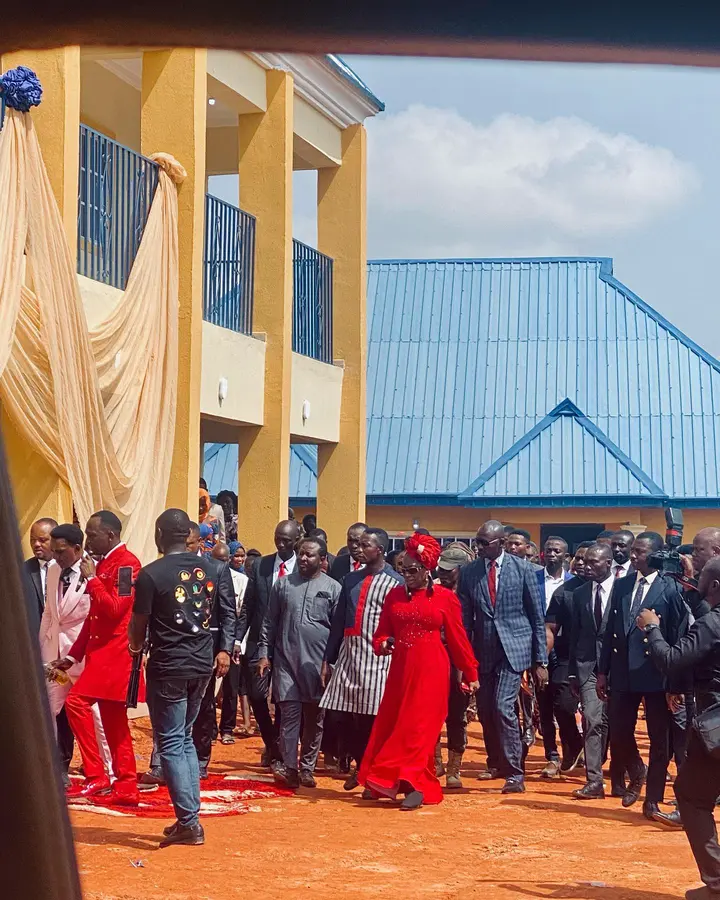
xmin=133 ymin=551 xmax=217 ymax=680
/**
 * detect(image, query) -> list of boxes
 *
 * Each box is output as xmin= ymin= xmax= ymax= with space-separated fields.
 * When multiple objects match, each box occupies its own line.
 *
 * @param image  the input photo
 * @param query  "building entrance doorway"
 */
xmin=540 ymin=523 xmax=605 ymax=554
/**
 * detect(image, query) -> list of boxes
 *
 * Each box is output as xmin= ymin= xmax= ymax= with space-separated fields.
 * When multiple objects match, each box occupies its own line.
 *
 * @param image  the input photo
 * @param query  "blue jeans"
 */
xmin=147 ymin=675 xmax=211 ymax=828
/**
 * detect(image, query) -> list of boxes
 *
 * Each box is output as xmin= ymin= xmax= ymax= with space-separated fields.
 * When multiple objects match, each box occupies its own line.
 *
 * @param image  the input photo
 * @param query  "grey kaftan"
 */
xmin=258 ymin=570 xmax=340 ymax=703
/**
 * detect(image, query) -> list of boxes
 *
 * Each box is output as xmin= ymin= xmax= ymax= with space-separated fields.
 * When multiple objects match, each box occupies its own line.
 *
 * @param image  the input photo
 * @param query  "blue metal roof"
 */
xmin=204 ymin=257 xmax=720 ymax=507
xmin=325 ymin=56 xmax=385 ymax=113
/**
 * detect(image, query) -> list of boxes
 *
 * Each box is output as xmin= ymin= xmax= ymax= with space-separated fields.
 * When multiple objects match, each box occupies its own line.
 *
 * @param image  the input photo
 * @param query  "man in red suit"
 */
xmin=52 ymin=510 xmax=142 ymax=805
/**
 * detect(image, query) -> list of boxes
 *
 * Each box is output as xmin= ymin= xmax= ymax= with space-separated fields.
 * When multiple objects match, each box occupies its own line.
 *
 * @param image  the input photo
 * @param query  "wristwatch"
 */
xmin=643 ymin=623 xmax=660 ymax=634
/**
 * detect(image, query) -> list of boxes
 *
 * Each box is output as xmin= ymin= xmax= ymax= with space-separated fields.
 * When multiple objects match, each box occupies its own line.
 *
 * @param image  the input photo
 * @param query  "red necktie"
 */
xmin=278 ymin=561 xmax=287 ymax=578
xmin=488 ymin=560 xmax=497 ymax=607
xmin=353 ymin=560 xmax=361 ymax=571
xmin=614 ymin=565 xmax=623 ymax=579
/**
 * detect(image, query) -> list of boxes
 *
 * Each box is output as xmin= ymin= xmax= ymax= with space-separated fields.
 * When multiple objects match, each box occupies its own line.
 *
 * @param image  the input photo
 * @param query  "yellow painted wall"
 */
xmin=236 ymin=70 xmax=294 ymax=551
xmin=80 ymin=59 xmax=140 ymax=150
xmin=290 ymin=354 xmax=343 ymax=443
xmin=141 ymin=49 xmax=207 ymax=513
xmin=200 ymin=322 xmax=265 ymax=427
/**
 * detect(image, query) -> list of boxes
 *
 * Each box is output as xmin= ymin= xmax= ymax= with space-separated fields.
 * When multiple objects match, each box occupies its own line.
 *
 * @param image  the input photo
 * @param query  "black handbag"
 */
xmin=692 ymin=702 xmax=720 ymax=759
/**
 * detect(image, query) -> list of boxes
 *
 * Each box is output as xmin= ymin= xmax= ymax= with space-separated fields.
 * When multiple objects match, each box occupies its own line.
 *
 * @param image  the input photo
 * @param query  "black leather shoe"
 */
xmin=400 ymin=790 xmax=424 ymax=810
xmin=477 ymin=767 xmax=500 ymax=781
xmin=611 ymin=784 xmax=628 ymax=798
xmin=361 ymin=788 xmax=377 ymax=800
xmin=623 ymin=789 xmax=641 ymax=808
xmin=299 ymin=771 xmax=317 ymax=788
xmin=162 ymin=820 xmax=180 ymax=837
xmin=686 ymin=887 xmax=720 ymax=899
xmin=560 ymin=749 xmax=583 ymax=774
xmin=573 ymin=782 xmax=605 ymax=800
xmin=642 ymin=800 xmax=660 ymax=820
xmin=160 ymin=823 xmax=205 ymax=848
xmin=501 ymin=778 xmax=525 ymax=794
xmin=623 ymin=764 xmax=647 ymax=807
xmin=652 ymin=807 xmax=684 ymax=829
xmin=272 ymin=763 xmax=300 ymax=789
xmin=343 ymin=772 xmax=359 ymax=791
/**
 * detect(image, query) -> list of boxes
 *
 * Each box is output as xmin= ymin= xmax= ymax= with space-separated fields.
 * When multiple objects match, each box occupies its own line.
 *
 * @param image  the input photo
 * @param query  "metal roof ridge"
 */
xmin=599 ymin=268 xmax=720 ymax=375
xmin=324 ymin=55 xmax=385 ymax=112
xmin=291 ymin=444 xmax=319 ymax=477
xmin=367 ymin=256 xmax=614 ymax=267
xmin=457 ymin=397 xmax=667 ymax=500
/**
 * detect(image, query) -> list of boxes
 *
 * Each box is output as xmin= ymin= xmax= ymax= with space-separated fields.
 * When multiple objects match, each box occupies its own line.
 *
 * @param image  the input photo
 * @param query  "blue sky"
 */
xmin=213 ymin=56 xmax=720 ymax=357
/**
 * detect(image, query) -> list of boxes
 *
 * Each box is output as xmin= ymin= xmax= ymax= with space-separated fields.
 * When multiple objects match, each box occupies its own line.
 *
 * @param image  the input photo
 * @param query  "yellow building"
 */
xmin=0 ymin=47 xmax=383 ymax=555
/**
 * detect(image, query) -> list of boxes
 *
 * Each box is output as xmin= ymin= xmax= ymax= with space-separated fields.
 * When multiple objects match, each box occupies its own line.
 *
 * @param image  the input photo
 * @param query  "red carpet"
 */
xmin=67 ymin=774 xmax=294 ymax=818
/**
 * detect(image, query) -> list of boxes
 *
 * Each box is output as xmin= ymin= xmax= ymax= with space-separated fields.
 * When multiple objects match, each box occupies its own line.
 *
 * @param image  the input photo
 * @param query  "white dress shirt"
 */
xmin=273 ymin=552 xmax=296 ymax=584
xmin=38 ymin=558 xmax=49 ymax=597
xmin=612 ymin=559 xmax=632 ymax=579
xmin=543 ymin=568 xmax=566 ymax=609
xmin=630 ymin=569 xmax=657 ymax=607
xmin=593 ymin=574 xmax=615 ymax=616
xmin=486 ymin=551 xmax=506 ymax=577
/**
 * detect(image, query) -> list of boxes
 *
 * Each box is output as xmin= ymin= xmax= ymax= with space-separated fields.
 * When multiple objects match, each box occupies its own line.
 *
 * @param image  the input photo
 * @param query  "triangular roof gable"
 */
xmin=458 ymin=399 xmax=667 ymax=500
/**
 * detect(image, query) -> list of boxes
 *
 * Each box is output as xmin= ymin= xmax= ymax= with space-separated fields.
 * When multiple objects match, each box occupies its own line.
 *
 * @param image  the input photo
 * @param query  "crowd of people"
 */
xmin=24 ymin=490 xmax=720 ymax=898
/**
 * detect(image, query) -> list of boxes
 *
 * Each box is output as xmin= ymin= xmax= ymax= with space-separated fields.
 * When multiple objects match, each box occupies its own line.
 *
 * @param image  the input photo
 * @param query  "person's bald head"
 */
xmin=274 ymin=519 xmax=300 ymax=561
xmin=584 ymin=542 xmax=613 ymax=583
xmin=698 ymin=556 xmax=720 ymax=606
xmin=692 ymin=527 xmax=720 ymax=575
xmin=475 ymin=520 xmax=506 ymax=561
xmin=212 ymin=542 xmax=230 ymax=563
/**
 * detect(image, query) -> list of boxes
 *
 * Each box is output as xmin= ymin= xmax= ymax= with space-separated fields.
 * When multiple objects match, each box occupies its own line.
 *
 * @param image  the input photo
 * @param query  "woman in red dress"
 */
xmin=358 ymin=533 xmax=479 ymax=809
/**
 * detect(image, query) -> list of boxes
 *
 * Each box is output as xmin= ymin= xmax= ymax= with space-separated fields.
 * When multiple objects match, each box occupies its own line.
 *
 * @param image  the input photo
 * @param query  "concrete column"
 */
xmin=237 ymin=70 xmax=293 ymax=552
xmin=0 ymin=48 xmax=80 ymax=544
xmin=141 ymin=49 xmax=207 ymax=514
xmin=316 ymin=124 xmax=367 ymax=549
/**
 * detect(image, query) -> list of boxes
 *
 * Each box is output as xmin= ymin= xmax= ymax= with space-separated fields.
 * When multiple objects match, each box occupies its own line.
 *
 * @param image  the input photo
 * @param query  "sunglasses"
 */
xmin=400 ymin=565 xmax=424 ymax=576
xmin=475 ymin=537 xmax=500 ymax=548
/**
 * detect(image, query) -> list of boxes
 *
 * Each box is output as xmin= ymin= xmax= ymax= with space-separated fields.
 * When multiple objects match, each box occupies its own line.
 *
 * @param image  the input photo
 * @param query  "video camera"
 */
xmin=647 ymin=507 xmax=685 ymax=577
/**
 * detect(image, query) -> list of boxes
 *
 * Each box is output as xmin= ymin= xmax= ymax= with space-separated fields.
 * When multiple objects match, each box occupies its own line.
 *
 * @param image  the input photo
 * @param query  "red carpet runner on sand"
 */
xmin=67 ymin=774 xmax=294 ymax=818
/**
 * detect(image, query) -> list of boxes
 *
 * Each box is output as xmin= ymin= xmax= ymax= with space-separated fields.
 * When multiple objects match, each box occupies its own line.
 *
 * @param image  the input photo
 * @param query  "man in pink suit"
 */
xmin=39 ymin=524 xmax=112 ymax=788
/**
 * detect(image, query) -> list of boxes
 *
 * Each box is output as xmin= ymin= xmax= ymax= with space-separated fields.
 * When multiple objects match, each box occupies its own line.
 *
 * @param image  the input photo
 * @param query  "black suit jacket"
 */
xmin=237 ymin=554 xmax=275 ymax=662
xmin=205 ymin=559 xmax=239 ymax=655
xmin=599 ymin=572 xmax=689 ymax=693
xmin=569 ymin=580 xmax=614 ymax=686
xmin=23 ymin=557 xmax=45 ymax=629
xmin=546 ymin=574 xmax=586 ymax=683
xmin=329 ymin=553 xmax=355 ymax=584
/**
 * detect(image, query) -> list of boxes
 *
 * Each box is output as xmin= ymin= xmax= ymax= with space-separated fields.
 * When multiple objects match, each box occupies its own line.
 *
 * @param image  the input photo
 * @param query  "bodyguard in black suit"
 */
xmin=639 ymin=556 xmax=720 ymax=897
xmin=237 ymin=519 xmax=300 ymax=762
xmin=25 ymin=517 xmax=75 ymax=775
xmin=569 ymin=542 xmax=615 ymax=798
xmin=458 ymin=520 xmax=547 ymax=794
xmin=328 ymin=522 xmax=367 ymax=583
xmin=598 ymin=532 xmax=689 ymax=821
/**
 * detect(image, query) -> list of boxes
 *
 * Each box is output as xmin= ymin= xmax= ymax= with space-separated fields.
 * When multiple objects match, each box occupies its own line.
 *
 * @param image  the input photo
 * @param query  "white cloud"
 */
xmin=366 ymin=105 xmax=699 ymax=258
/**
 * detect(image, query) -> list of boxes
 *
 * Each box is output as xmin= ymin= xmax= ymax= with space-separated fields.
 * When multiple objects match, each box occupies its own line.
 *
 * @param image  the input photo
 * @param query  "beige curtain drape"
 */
xmin=0 ymin=108 xmax=184 ymax=561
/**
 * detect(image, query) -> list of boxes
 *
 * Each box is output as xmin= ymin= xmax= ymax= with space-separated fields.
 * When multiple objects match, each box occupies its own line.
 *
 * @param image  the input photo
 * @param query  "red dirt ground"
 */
xmin=73 ymin=717 xmax=702 ymax=900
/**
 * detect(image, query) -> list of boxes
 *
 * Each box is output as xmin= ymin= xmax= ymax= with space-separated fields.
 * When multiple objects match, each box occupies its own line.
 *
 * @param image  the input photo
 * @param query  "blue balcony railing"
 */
xmin=77 ymin=125 xmax=159 ymax=290
xmin=293 ymin=239 xmax=333 ymax=364
xmin=203 ymin=195 xmax=255 ymax=334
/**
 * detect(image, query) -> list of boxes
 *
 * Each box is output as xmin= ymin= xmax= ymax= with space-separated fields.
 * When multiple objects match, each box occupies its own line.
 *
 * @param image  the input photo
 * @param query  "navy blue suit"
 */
xmin=599 ymin=571 xmax=689 ymax=803
xmin=458 ymin=552 xmax=547 ymax=779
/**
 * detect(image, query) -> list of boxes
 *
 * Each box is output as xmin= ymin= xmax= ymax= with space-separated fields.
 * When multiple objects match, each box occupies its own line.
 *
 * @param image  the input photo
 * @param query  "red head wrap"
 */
xmin=405 ymin=532 xmax=442 ymax=570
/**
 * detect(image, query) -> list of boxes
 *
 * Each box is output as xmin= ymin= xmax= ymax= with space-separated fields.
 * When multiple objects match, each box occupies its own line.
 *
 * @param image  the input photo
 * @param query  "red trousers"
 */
xmin=64 ymin=690 xmax=137 ymax=793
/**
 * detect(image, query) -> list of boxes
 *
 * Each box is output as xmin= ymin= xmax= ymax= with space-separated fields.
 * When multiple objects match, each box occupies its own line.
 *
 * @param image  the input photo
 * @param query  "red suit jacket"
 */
xmin=68 ymin=544 xmax=145 ymax=703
